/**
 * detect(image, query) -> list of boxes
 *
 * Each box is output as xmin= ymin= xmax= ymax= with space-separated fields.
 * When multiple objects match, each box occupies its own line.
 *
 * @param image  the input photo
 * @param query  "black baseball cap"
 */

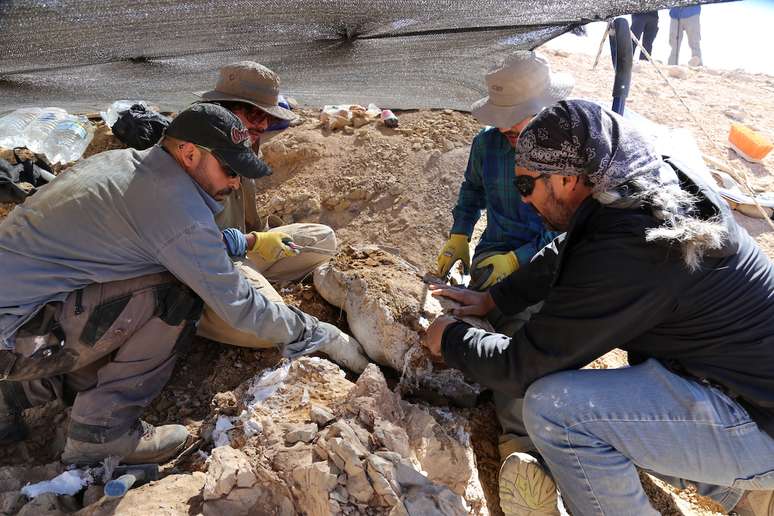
xmin=165 ymin=103 xmax=271 ymax=179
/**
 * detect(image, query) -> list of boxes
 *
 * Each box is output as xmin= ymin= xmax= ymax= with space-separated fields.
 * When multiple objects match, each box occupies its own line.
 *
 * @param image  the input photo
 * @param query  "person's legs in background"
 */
xmin=631 ymin=14 xmax=648 ymax=59
xmin=668 ymin=17 xmax=683 ymax=65
xmin=683 ymin=14 xmax=703 ymax=65
xmin=641 ymin=12 xmax=660 ymax=59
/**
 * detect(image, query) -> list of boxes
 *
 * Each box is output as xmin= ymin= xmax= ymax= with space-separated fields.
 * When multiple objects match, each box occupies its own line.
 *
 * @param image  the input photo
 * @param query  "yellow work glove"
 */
xmin=472 ymin=251 xmax=519 ymax=290
xmin=436 ymin=233 xmax=471 ymax=277
xmin=249 ymin=231 xmax=297 ymax=262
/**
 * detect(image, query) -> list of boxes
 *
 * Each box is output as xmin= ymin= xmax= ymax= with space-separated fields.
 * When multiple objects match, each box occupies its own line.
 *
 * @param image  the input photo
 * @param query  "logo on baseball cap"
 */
xmin=165 ymin=103 xmax=270 ymax=179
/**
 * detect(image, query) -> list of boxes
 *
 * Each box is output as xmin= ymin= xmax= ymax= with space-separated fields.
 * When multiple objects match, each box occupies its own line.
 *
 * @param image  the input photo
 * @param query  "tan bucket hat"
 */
xmin=471 ymin=51 xmax=574 ymax=128
xmin=196 ymin=61 xmax=297 ymax=121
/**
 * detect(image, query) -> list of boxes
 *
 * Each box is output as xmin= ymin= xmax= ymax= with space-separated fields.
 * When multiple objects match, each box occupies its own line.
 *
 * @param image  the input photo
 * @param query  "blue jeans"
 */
xmin=522 ymin=359 xmax=774 ymax=515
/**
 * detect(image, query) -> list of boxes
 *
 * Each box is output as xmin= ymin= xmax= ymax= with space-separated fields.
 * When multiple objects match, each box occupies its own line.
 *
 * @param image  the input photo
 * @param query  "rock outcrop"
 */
xmin=208 ymin=358 xmax=489 ymax=515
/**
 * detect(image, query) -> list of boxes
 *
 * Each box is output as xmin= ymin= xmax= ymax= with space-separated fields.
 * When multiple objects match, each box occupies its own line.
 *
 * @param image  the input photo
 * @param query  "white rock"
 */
xmin=203 ymin=446 xmax=256 ymax=500
xmin=724 ymin=108 xmax=747 ymax=122
xmin=292 ymin=461 xmax=338 ymax=516
xmin=666 ymin=66 xmax=689 ymax=79
xmin=79 ymin=473 xmax=206 ymax=516
xmin=311 ymin=404 xmax=336 ymax=426
xmin=286 ymin=423 xmax=319 ymax=444
xmin=373 ymin=418 xmax=411 ymax=458
xmin=402 ymin=484 xmax=469 ymax=516
xmin=365 ymin=455 xmax=401 ymax=506
xmin=346 ymin=468 xmax=375 ymax=504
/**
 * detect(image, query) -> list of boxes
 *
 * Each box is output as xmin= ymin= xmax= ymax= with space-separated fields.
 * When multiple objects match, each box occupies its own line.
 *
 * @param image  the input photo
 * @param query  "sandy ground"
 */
xmin=0 ymin=45 xmax=772 ymax=515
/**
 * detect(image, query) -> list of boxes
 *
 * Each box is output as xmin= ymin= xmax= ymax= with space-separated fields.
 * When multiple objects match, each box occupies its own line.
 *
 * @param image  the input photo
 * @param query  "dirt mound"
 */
xmin=254 ymin=108 xmax=481 ymax=273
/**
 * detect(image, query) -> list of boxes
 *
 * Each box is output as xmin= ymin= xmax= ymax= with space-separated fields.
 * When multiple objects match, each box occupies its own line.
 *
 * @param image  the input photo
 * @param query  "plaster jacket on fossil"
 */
xmin=314 ymin=245 xmax=490 ymax=407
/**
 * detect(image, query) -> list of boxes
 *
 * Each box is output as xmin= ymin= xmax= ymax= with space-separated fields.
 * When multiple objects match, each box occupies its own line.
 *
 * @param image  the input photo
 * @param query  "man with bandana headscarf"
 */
xmin=424 ymin=100 xmax=774 ymax=515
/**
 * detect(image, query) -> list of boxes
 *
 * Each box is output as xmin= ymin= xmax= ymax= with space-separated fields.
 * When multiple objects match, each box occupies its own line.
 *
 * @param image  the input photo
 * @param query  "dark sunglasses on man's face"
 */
xmin=244 ymin=106 xmax=279 ymax=126
xmin=195 ymin=145 xmax=239 ymax=178
xmin=513 ymin=173 xmax=550 ymax=197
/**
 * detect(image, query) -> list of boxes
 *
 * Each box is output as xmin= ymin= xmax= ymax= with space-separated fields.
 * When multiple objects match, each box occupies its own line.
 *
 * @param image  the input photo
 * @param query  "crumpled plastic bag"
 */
xmin=112 ymin=104 xmax=171 ymax=150
xmin=21 ymin=469 xmax=92 ymax=498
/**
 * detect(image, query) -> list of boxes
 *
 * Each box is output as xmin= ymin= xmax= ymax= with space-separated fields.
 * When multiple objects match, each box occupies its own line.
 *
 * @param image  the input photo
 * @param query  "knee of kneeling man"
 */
xmin=312 ymin=224 xmax=337 ymax=250
xmin=523 ymin=372 xmax=578 ymax=435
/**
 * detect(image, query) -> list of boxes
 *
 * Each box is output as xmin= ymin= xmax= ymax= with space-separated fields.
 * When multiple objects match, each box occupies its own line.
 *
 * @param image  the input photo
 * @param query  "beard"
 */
xmin=538 ymin=182 xmax=576 ymax=231
xmin=193 ymin=159 xmax=235 ymax=201
xmin=214 ymin=187 xmax=235 ymax=201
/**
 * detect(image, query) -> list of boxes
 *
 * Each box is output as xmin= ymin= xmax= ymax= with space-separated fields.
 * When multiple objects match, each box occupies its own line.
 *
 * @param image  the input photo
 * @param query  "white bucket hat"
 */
xmin=471 ymin=51 xmax=574 ymax=128
xmin=195 ymin=61 xmax=297 ymax=121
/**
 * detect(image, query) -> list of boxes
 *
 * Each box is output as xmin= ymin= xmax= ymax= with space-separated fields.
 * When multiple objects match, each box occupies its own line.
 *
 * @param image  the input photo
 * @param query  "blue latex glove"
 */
xmin=222 ymin=228 xmax=247 ymax=257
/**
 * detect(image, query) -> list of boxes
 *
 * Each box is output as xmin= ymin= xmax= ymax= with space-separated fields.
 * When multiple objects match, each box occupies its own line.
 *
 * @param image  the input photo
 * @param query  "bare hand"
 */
xmin=428 ymin=284 xmax=495 ymax=317
xmin=422 ymin=315 xmax=457 ymax=359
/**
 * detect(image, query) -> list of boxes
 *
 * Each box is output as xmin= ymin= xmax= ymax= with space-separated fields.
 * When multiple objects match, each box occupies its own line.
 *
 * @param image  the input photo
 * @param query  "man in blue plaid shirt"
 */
xmin=436 ymin=51 xmax=573 ymax=295
xmin=434 ymin=56 xmax=575 ymax=508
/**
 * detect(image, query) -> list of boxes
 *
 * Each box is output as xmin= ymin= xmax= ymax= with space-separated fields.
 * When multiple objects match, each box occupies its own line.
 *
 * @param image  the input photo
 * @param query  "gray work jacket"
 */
xmin=0 ymin=146 xmax=312 ymax=350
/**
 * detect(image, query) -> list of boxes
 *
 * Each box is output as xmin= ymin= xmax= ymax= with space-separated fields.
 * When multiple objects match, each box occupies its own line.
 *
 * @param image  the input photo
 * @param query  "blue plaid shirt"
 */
xmin=450 ymin=127 xmax=557 ymax=265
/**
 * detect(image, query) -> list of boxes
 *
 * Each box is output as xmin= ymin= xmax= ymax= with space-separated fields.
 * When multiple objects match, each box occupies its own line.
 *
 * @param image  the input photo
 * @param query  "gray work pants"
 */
xmin=0 ymin=272 xmax=201 ymax=443
xmin=669 ymin=14 xmax=702 ymax=65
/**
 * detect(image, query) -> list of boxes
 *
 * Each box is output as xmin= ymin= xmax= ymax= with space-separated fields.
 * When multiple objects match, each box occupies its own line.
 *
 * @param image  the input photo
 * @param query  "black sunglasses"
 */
xmin=513 ymin=173 xmax=550 ymax=197
xmin=195 ymin=145 xmax=238 ymax=178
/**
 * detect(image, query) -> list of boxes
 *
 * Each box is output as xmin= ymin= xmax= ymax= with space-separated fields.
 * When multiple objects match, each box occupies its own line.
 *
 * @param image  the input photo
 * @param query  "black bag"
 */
xmin=111 ymin=104 xmax=171 ymax=150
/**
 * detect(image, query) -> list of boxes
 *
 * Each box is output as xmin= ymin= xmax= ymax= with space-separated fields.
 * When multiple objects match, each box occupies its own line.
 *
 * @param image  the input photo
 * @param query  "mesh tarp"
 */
xmin=0 ymin=0 xmax=718 ymax=113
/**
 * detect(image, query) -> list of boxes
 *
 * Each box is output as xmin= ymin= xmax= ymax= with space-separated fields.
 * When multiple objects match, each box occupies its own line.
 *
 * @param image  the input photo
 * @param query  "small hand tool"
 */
xmin=104 ymin=463 xmax=159 ymax=498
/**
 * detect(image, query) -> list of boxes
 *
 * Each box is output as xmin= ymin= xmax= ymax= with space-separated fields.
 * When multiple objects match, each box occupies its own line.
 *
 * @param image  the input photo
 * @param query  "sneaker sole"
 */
xmin=499 ymin=452 xmax=559 ymax=516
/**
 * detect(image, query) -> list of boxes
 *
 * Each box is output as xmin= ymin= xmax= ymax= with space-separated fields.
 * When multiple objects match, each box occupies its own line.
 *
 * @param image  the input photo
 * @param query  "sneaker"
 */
xmin=499 ymin=451 xmax=559 ymax=515
xmin=731 ymin=490 xmax=774 ymax=516
xmin=0 ymin=412 xmax=27 ymax=445
xmin=62 ymin=421 xmax=189 ymax=466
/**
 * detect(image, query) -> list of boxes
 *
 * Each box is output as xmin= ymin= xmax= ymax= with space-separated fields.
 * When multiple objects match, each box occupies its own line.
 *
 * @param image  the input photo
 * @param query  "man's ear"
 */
xmin=567 ymin=175 xmax=582 ymax=190
xmin=177 ymin=142 xmax=202 ymax=171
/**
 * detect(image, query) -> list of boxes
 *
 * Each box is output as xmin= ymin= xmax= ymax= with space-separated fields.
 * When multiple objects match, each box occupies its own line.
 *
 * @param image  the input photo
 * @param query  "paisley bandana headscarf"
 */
xmin=515 ymin=100 xmax=665 ymax=193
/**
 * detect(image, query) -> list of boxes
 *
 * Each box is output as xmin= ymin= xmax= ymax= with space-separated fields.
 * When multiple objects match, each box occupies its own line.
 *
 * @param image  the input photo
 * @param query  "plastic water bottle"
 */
xmin=39 ymin=115 xmax=95 ymax=164
xmin=101 ymin=100 xmax=146 ymax=128
xmin=23 ymin=108 xmax=69 ymax=154
xmin=0 ymin=108 xmax=44 ymax=149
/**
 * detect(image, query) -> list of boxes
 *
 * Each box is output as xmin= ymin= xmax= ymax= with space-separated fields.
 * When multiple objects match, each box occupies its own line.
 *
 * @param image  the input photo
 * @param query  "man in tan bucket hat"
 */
xmin=432 ymin=51 xmax=573 ymax=515
xmin=436 ymin=51 xmax=573 ymax=293
xmin=193 ymin=62 xmax=368 ymax=373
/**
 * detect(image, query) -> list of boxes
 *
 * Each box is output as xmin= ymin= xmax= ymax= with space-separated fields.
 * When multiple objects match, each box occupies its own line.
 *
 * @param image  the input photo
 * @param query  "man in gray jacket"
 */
xmin=0 ymin=104 xmax=354 ymax=465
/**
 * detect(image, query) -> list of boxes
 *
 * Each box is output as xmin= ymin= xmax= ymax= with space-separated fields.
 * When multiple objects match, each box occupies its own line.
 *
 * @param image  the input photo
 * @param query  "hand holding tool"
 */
xmin=249 ymin=231 xmax=297 ymax=262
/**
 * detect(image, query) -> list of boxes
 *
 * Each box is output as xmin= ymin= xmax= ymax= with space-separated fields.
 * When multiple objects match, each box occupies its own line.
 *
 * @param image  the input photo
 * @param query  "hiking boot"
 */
xmin=499 ymin=451 xmax=559 ymax=516
xmin=731 ymin=490 xmax=774 ymax=516
xmin=0 ymin=411 xmax=27 ymax=445
xmin=61 ymin=421 xmax=189 ymax=466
